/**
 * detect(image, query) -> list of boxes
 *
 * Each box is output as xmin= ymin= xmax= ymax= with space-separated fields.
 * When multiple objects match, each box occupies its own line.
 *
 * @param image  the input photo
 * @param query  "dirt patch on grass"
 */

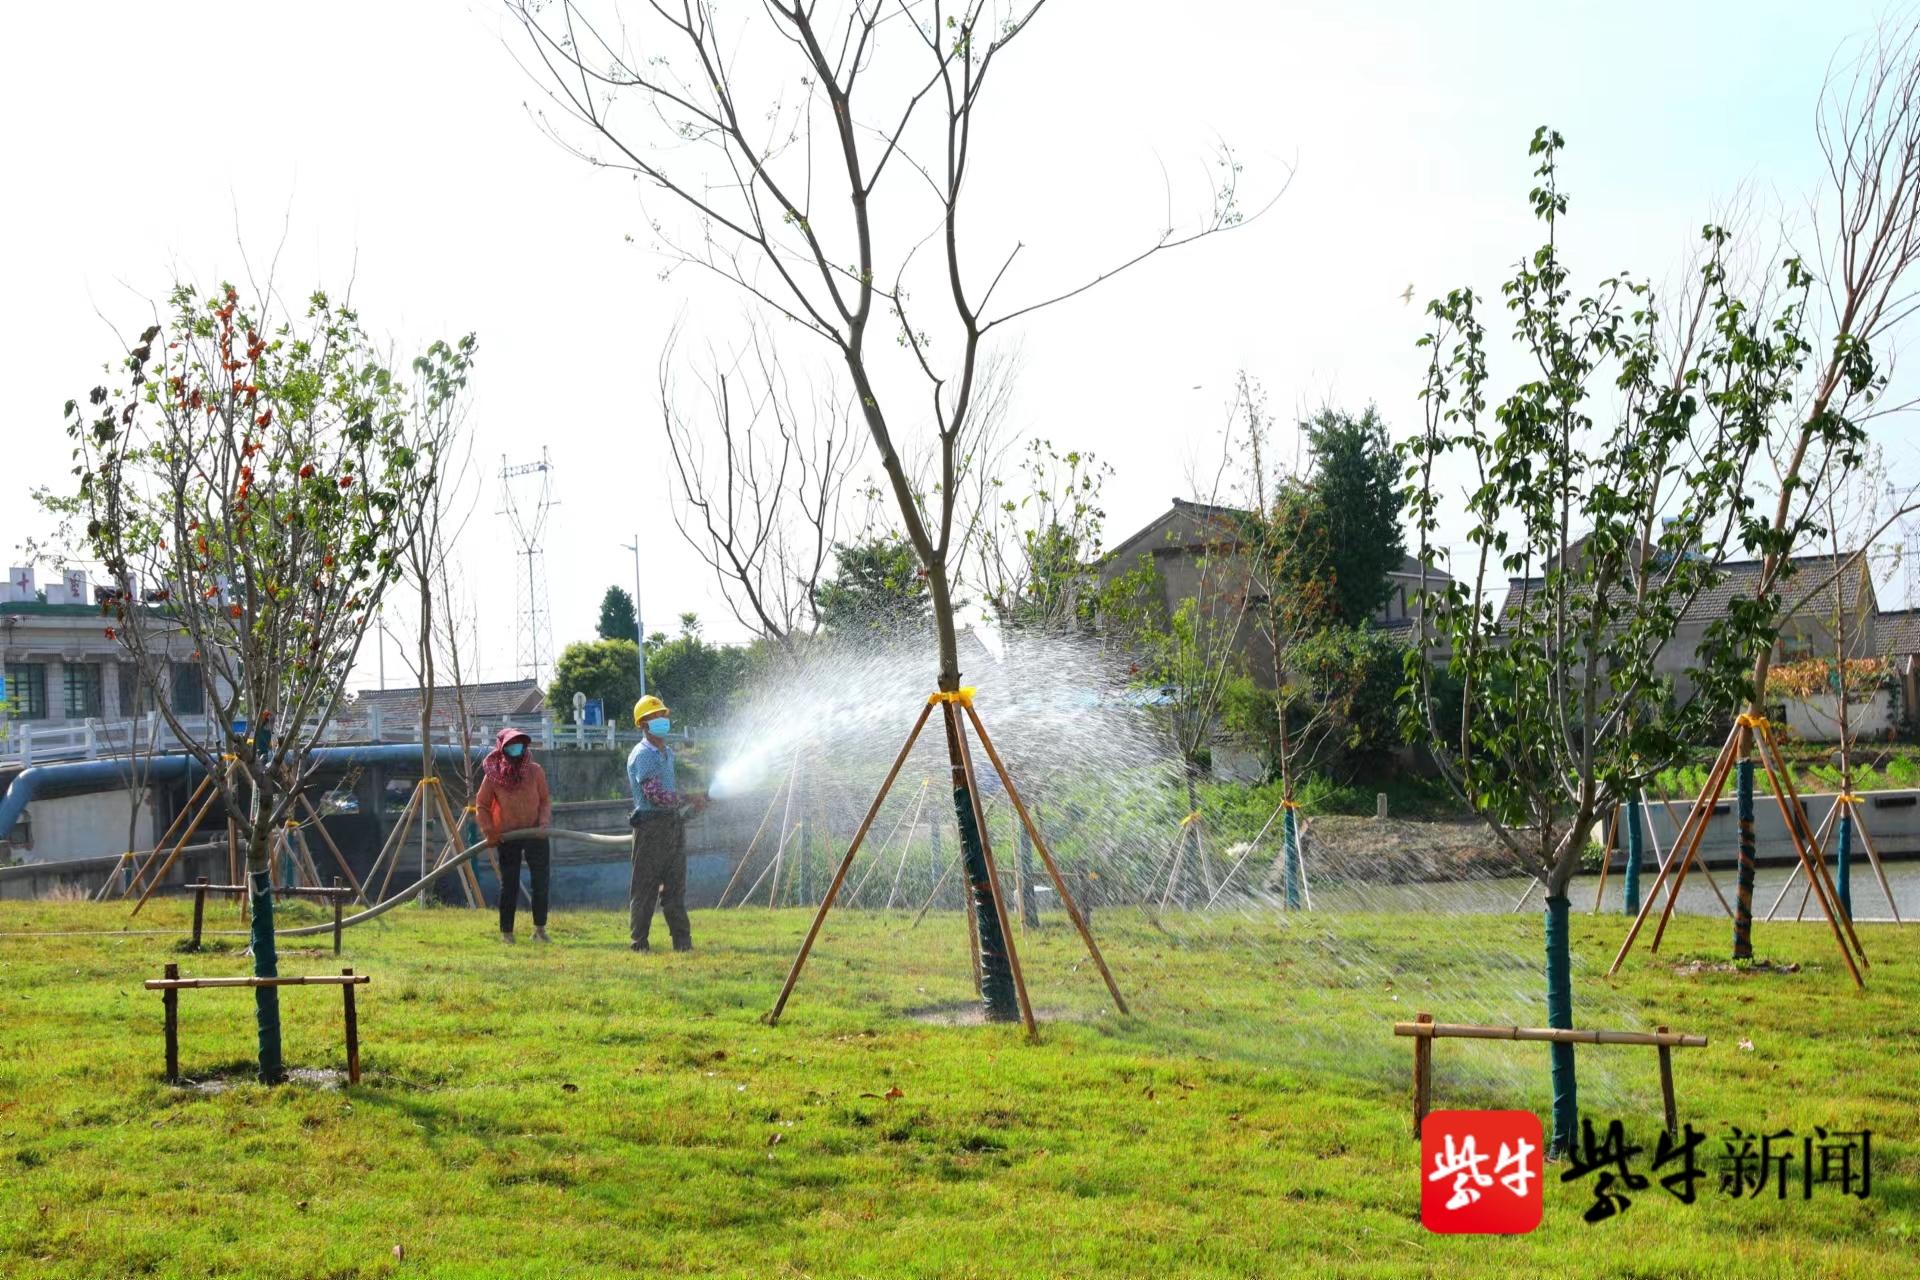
xmin=180 ymin=1067 xmax=348 ymax=1093
xmin=1671 ymin=959 xmax=1802 ymax=976
xmin=904 ymin=1002 xmax=1107 ymax=1026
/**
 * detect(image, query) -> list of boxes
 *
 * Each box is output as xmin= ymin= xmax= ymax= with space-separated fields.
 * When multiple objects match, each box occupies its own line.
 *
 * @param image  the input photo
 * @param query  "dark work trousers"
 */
xmin=496 ymin=838 xmax=551 ymax=935
xmin=629 ymin=811 xmax=690 ymax=950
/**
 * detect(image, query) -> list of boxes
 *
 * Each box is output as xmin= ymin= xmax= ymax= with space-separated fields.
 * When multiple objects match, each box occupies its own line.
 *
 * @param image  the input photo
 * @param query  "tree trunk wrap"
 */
xmin=1282 ymin=807 xmax=1302 ymax=910
xmin=249 ymin=865 xmax=284 ymax=1084
xmin=1836 ymin=811 xmax=1853 ymax=920
xmin=1543 ymin=894 xmax=1577 ymax=1158
xmin=1623 ymin=799 xmax=1643 ymax=916
xmin=1733 ymin=760 xmax=1756 ymax=960
xmin=952 ymin=781 xmax=1019 ymax=1022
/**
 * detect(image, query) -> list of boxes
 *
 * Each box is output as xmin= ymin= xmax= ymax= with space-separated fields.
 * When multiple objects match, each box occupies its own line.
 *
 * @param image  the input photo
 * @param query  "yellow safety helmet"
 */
xmin=632 ymin=694 xmax=670 ymax=727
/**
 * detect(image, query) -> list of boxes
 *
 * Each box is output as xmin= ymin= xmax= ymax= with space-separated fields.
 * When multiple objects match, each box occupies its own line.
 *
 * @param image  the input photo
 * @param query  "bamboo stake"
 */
xmin=371 ymin=784 xmax=425 ymax=903
xmin=1646 ymin=728 xmax=1746 ymax=954
xmin=965 ymin=704 xmax=1130 ymax=1016
xmin=1648 ymin=786 xmax=1734 ymax=910
xmin=949 ymin=700 xmax=1037 ymax=1040
xmin=884 ymin=783 xmax=932 ymax=910
xmin=1755 ymin=727 xmax=1866 ymax=983
xmin=129 ymin=783 xmax=227 ymax=918
xmin=716 ymin=767 xmax=790 ymax=909
xmin=735 ymin=823 xmax=798 ymax=909
xmin=765 ymin=701 xmax=935 ymax=1027
xmin=123 ymin=770 xmax=216 ymax=899
xmin=1764 ymin=798 xmax=1840 ymax=922
xmin=850 ymin=779 xmax=926 ymax=907
xmin=910 ymin=849 xmax=964 ymax=928
xmin=297 ymin=793 xmax=367 ymax=904
xmin=1591 ymin=804 xmax=1621 ymax=914
xmin=1206 ymin=798 xmax=1288 ymax=909
xmin=1846 ymin=796 xmax=1904 ymax=923
xmin=1512 ymin=877 xmax=1541 ymax=913
xmin=1610 ymin=729 xmax=1741 ymax=975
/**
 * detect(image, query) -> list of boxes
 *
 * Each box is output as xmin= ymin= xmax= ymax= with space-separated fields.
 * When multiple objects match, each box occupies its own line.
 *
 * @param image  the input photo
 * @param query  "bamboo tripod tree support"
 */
xmin=1608 ymin=715 xmax=1868 ymax=987
xmin=1765 ymin=791 xmax=1904 ymax=925
xmin=765 ymin=691 xmax=1129 ymax=1039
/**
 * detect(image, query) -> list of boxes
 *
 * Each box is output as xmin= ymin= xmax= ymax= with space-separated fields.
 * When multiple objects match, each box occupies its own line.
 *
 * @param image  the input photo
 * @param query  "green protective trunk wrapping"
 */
xmin=249 ymin=866 xmax=285 ymax=1084
xmin=1733 ymin=760 xmax=1756 ymax=960
xmin=1836 ymin=812 xmax=1853 ymax=920
xmin=1622 ymin=799 xmax=1643 ymax=916
xmin=1543 ymin=894 xmax=1577 ymax=1158
xmin=1282 ymin=807 xmax=1302 ymax=910
xmin=952 ymin=782 xmax=1019 ymax=1022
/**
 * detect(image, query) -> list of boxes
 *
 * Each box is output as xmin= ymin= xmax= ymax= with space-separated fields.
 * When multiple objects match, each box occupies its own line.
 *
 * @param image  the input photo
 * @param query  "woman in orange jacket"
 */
xmin=475 ymin=728 xmax=553 ymax=943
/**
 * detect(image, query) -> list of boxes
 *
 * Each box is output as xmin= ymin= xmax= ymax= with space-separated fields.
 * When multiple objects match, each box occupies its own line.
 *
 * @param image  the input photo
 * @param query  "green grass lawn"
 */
xmin=0 ymin=896 xmax=1915 ymax=1278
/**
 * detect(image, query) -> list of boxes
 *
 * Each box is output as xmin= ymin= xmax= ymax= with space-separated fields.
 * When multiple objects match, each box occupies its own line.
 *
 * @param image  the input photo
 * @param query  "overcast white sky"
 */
xmin=6 ymin=1 xmax=1917 ymax=692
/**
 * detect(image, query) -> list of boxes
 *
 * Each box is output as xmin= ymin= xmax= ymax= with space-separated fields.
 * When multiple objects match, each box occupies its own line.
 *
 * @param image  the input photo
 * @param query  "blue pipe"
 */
xmin=0 ymin=744 xmax=486 ymax=842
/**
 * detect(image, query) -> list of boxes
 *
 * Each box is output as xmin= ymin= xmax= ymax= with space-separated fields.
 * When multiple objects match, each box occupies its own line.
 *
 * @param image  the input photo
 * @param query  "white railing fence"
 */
xmin=0 ymin=709 xmax=714 ymax=767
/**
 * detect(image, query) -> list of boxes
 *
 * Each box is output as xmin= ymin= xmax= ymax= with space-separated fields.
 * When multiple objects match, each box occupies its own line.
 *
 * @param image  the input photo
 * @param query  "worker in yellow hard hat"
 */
xmin=626 ymin=694 xmax=706 ymax=952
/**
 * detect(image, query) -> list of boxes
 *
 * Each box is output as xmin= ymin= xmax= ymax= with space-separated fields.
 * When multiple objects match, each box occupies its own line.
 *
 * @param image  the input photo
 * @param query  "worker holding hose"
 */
xmin=477 ymin=727 xmax=553 ymax=945
xmin=627 ymin=695 xmax=706 ymax=952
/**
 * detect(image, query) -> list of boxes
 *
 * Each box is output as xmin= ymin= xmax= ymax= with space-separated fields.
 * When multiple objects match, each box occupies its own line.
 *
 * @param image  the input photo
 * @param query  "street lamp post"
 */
xmin=621 ymin=534 xmax=648 ymax=699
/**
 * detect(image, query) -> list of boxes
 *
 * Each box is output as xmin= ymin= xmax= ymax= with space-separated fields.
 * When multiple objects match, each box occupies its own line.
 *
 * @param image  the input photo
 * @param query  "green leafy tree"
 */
xmin=1298 ymin=407 xmax=1405 ymax=628
xmin=597 ymin=585 xmax=638 ymax=643
xmin=1403 ymin=128 xmax=1871 ymax=1154
xmin=647 ymin=614 xmax=753 ymax=727
xmin=38 ymin=281 xmax=469 ymax=1083
xmin=549 ymin=639 xmax=640 ymax=723
xmin=969 ymin=439 xmax=1113 ymax=641
xmin=814 ymin=536 xmax=931 ymax=640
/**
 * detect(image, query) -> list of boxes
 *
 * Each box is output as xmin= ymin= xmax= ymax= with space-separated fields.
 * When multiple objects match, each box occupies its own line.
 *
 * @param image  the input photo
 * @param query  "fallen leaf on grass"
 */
xmin=885 ymin=1086 xmax=903 ymax=1100
xmin=561 ymin=1083 xmax=578 ymax=1093
xmin=767 ymin=1132 xmax=783 ymax=1146
xmin=1738 ymin=1038 xmax=1755 ymax=1052
xmin=393 ymin=1244 xmax=404 ymax=1262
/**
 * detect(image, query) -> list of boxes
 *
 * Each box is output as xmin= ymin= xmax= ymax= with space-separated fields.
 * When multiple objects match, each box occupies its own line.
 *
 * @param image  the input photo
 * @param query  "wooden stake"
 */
xmin=342 ymin=967 xmax=360 ymax=1084
xmin=1846 ymin=797 xmax=1904 ymax=923
xmin=1656 ymin=1024 xmax=1677 ymax=1136
xmin=884 ymin=783 xmax=932 ymax=910
xmin=130 ymin=782 xmax=227 ymax=917
xmin=190 ymin=878 xmax=208 ymax=952
xmin=162 ymin=962 xmax=180 ymax=1084
xmin=298 ymin=792 xmax=367 ymax=904
xmin=332 ymin=877 xmax=345 ymax=955
xmin=1413 ymin=1011 xmax=1433 ymax=1139
xmin=1647 ymin=786 xmax=1734 ymax=912
xmin=1754 ymin=727 xmax=1866 ymax=984
xmin=1591 ymin=804 xmax=1621 ymax=913
xmin=911 ymin=849 xmax=963 ymax=928
xmin=965 ymin=704 xmax=1130 ymax=1016
xmin=717 ymin=765 xmax=790 ymax=909
xmin=1764 ymin=799 xmax=1840 ymax=921
xmin=1648 ymin=727 xmax=1746 ymax=952
xmin=1612 ymin=725 xmax=1751 ymax=974
xmin=124 ymin=770 xmax=216 ymax=899
xmin=765 ymin=702 xmax=935 ymax=1027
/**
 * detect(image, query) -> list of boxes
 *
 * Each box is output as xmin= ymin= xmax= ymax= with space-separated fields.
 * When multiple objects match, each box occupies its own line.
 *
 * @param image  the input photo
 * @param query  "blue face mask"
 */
xmin=505 ymin=742 xmax=525 ymax=759
xmin=649 ymin=718 xmax=672 ymax=737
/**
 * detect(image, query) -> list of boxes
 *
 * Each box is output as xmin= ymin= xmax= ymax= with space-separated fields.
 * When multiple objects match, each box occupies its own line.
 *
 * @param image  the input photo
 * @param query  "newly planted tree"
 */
xmin=514 ymin=0 xmax=1266 ymax=1017
xmin=1404 ymin=131 xmax=1832 ymax=1153
xmin=41 ymin=283 xmax=469 ymax=1081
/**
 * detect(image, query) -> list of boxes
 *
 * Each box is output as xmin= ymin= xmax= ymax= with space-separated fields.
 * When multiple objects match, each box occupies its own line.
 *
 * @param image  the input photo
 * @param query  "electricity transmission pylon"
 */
xmin=499 ymin=449 xmax=557 ymax=687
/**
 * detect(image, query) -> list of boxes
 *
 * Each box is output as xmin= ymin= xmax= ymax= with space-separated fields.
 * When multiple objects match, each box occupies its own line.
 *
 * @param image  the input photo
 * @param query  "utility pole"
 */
xmin=622 ymin=534 xmax=649 ymax=698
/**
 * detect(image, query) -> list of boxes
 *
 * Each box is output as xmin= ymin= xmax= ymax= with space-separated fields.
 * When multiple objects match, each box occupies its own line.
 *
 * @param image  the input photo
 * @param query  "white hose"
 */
xmin=270 ymin=827 xmax=630 ymax=938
